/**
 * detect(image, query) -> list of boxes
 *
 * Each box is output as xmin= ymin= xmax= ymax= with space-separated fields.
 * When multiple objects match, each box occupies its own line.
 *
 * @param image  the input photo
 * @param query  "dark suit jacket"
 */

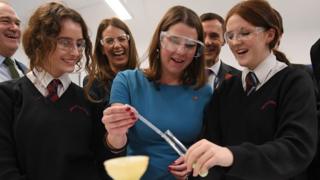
xmin=15 ymin=60 xmax=29 ymax=74
xmin=309 ymin=38 xmax=320 ymax=180
xmin=215 ymin=61 xmax=241 ymax=89
xmin=311 ymin=38 xmax=320 ymax=89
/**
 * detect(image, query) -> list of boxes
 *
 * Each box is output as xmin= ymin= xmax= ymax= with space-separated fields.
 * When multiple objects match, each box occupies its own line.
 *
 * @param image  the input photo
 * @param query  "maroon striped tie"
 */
xmin=47 ymin=79 xmax=61 ymax=102
xmin=245 ymin=72 xmax=259 ymax=96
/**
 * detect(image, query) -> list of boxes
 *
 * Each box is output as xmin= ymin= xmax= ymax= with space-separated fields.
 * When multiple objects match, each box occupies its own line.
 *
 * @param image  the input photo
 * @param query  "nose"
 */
xmin=204 ymin=35 xmax=212 ymax=45
xmin=227 ymin=35 xmax=242 ymax=45
xmin=8 ymin=26 xmax=20 ymax=37
xmin=228 ymin=38 xmax=242 ymax=47
xmin=112 ymin=39 xmax=123 ymax=48
xmin=176 ymin=44 xmax=187 ymax=54
xmin=69 ymin=44 xmax=81 ymax=56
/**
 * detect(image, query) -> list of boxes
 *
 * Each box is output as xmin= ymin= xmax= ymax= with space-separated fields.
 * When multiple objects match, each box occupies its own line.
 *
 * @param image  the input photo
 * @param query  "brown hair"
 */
xmin=22 ymin=2 xmax=93 ymax=71
xmin=225 ymin=0 xmax=289 ymax=65
xmin=84 ymin=17 xmax=138 ymax=101
xmin=144 ymin=5 xmax=206 ymax=89
xmin=200 ymin=12 xmax=225 ymax=33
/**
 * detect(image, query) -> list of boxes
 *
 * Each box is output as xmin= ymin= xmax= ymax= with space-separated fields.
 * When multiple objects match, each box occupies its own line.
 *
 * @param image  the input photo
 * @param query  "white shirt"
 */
xmin=0 ymin=55 xmax=25 ymax=82
xmin=207 ymin=59 xmax=221 ymax=91
xmin=26 ymin=68 xmax=71 ymax=97
xmin=242 ymin=53 xmax=287 ymax=91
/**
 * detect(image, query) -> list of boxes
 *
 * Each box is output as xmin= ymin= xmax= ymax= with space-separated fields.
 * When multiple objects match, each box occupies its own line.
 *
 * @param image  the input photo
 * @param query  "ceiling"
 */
xmin=9 ymin=0 xmax=320 ymax=67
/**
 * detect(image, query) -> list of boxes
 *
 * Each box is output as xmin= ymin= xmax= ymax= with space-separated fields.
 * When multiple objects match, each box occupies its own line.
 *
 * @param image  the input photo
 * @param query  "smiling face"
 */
xmin=159 ymin=22 xmax=198 ymax=82
xmin=226 ymin=14 xmax=274 ymax=70
xmin=0 ymin=3 xmax=21 ymax=57
xmin=43 ymin=19 xmax=84 ymax=78
xmin=101 ymin=25 xmax=129 ymax=73
xmin=202 ymin=19 xmax=224 ymax=67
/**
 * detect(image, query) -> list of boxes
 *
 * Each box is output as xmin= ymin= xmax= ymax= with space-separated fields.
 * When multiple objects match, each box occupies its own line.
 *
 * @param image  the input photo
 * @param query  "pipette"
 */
xmin=137 ymin=114 xmax=208 ymax=177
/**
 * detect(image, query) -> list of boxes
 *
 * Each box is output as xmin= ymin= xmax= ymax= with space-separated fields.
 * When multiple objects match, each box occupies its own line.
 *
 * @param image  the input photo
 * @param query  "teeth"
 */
xmin=172 ymin=57 xmax=184 ymax=63
xmin=5 ymin=35 xmax=18 ymax=39
xmin=5 ymin=32 xmax=18 ymax=38
xmin=113 ymin=50 xmax=125 ymax=56
xmin=236 ymin=49 xmax=246 ymax=54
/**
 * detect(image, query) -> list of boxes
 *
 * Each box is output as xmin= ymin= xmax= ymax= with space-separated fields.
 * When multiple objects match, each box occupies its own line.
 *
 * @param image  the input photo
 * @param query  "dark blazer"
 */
xmin=215 ymin=61 xmax=241 ymax=89
xmin=15 ymin=59 xmax=29 ymax=74
xmin=311 ymin=38 xmax=320 ymax=88
xmin=309 ymin=38 xmax=320 ymax=180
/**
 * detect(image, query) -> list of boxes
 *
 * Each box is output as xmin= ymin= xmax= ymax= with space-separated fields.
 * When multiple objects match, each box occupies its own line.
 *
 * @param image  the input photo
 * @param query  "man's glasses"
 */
xmin=100 ymin=34 xmax=130 ymax=46
xmin=56 ymin=37 xmax=86 ymax=52
xmin=224 ymin=27 xmax=265 ymax=43
xmin=160 ymin=31 xmax=204 ymax=58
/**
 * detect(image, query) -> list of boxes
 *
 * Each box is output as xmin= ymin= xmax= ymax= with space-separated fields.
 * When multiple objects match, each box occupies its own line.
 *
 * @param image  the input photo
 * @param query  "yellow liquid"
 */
xmin=104 ymin=156 xmax=149 ymax=180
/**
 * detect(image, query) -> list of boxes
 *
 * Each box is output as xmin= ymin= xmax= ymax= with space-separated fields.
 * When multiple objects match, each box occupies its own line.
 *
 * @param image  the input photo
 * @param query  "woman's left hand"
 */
xmin=169 ymin=156 xmax=190 ymax=179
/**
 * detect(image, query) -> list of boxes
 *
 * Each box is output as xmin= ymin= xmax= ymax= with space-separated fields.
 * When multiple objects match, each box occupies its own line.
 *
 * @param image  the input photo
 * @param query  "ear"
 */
xmin=265 ymin=28 xmax=276 ymax=44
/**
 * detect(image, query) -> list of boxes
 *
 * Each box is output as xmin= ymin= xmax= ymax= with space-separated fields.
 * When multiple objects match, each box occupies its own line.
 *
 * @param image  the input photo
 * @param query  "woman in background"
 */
xmin=84 ymin=17 xmax=138 ymax=108
xmin=0 ymin=2 xmax=108 ymax=180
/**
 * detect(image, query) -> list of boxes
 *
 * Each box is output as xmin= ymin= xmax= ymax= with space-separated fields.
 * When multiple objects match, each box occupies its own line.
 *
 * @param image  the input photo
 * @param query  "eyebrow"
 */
xmin=0 ymin=16 xmax=21 ymax=23
xmin=58 ymin=36 xmax=85 ymax=41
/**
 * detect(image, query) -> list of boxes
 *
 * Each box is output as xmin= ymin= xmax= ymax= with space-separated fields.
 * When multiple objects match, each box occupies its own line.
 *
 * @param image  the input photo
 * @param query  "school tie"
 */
xmin=245 ymin=72 xmax=259 ymax=96
xmin=3 ymin=57 xmax=20 ymax=79
xmin=47 ymin=79 xmax=61 ymax=102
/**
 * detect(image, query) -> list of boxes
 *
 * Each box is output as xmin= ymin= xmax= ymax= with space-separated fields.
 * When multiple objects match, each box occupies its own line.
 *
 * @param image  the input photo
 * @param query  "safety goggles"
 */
xmin=100 ymin=34 xmax=130 ymax=46
xmin=160 ymin=31 xmax=204 ymax=58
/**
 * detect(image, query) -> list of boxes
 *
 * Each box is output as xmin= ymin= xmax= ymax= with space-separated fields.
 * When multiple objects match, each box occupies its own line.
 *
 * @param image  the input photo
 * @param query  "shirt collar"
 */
xmin=0 ymin=55 xmax=4 ymax=64
xmin=242 ymin=53 xmax=276 ymax=85
xmin=207 ymin=59 xmax=221 ymax=75
xmin=0 ymin=55 xmax=16 ymax=65
xmin=30 ymin=68 xmax=71 ymax=89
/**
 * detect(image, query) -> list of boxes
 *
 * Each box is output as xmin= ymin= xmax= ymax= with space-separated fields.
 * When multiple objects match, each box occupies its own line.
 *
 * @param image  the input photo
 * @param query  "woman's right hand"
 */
xmin=102 ymin=104 xmax=138 ymax=148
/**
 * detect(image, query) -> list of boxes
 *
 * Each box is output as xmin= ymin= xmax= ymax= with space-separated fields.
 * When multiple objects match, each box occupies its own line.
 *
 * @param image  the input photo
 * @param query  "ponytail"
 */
xmin=272 ymin=49 xmax=290 ymax=65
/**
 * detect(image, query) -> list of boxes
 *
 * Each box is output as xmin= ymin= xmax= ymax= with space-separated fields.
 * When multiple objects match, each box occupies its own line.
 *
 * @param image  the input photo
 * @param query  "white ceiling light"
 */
xmin=104 ymin=0 xmax=132 ymax=20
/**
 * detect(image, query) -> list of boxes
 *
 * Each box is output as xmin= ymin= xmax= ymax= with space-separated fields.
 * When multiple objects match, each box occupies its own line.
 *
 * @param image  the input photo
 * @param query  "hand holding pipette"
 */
xmin=102 ymin=104 xmax=138 ymax=150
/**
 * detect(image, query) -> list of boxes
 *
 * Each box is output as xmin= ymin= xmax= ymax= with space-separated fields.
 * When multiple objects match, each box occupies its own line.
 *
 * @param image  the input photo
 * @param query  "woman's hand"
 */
xmin=102 ymin=104 xmax=138 ymax=149
xmin=169 ymin=156 xmax=190 ymax=180
xmin=185 ymin=139 xmax=234 ymax=177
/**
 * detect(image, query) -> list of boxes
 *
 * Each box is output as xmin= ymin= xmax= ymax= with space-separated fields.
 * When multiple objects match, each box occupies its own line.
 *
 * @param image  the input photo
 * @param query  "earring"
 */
xmin=156 ymin=48 xmax=160 ymax=60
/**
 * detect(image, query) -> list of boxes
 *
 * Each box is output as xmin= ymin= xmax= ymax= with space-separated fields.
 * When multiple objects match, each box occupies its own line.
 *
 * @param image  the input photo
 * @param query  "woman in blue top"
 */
xmin=102 ymin=5 xmax=212 ymax=179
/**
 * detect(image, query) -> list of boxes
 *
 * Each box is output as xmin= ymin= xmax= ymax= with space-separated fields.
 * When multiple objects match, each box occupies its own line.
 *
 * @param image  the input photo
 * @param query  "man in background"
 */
xmin=0 ymin=1 xmax=28 ymax=82
xmin=200 ymin=12 xmax=240 ymax=91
